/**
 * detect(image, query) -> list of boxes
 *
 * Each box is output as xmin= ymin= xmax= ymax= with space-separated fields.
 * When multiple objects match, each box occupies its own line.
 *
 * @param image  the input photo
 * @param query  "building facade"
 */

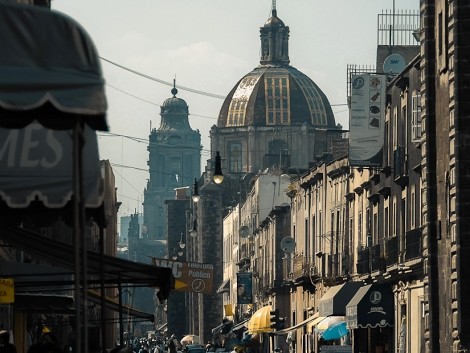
xmin=210 ymin=7 xmax=342 ymax=179
xmin=142 ymin=86 xmax=201 ymax=242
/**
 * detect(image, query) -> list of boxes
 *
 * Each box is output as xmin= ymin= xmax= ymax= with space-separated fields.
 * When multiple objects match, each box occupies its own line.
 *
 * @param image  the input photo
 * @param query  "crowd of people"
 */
xmin=0 ymin=330 xmax=231 ymax=353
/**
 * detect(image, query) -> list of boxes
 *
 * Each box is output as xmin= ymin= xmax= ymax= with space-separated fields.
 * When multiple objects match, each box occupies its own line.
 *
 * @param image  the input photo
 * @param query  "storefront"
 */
xmin=316 ymin=282 xmax=363 ymax=352
xmin=346 ymin=283 xmax=393 ymax=353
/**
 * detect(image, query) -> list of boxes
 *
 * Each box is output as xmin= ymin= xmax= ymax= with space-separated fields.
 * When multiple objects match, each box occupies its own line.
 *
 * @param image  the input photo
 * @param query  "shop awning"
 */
xmin=0 ymin=225 xmax=175 ymax=301
xmin=216 ymin=279 xmax=230 ymax=294
xmin=247 ymin=305 xmax=273 ymax=333
xmin=0 ymin=2 xmax=107 ymax=130
xmin=273 ymin=312 xmax=321 ymax=335
xmin=87 ymin=290 xmax=154 ymax=322
xmin=15 ymin=293 xmax=74 ymax=313
xmin=232 ymin=318 xmax=250 ymax=332
xmin=346 ymin=283 xmax=394 ymax=329
xmin=0 ymin=124 xmax=103 ymax=214
xmin=0 ymin=261 xmax=73 ymax=313
xmin=319 ymin=282 xmax=363 ymax=317
xmin=211 ymin=320 xmax=233 ymax=335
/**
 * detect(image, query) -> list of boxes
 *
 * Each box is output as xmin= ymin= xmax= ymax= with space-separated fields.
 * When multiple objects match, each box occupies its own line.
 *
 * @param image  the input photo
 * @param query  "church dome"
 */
xmin=161 ymin=87 xmax=188 ymax=115
xmin=217 ymin=8 xmax=336 ymax=129
xmin=217 ymin=66 xmax=335 ymax=128
xmin=264 ymin=9 xmax=285 ymax=27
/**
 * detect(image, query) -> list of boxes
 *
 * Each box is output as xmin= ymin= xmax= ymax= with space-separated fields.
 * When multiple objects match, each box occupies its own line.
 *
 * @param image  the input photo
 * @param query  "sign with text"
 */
xmin=349 ymin=74 xmax=386 ymax=167
xmin=153 ymin=259 xmax=214 ymax=294
xmin=0 ymin=278 xmax=14 ymax=303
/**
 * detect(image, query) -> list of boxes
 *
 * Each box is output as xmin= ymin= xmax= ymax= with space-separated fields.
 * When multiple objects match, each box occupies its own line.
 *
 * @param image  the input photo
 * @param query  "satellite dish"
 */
xmin=280 ymin=236 xmax=295 ymax=253
xmin=383 ymin=53 xmax=406 ymax=75
xmin=239 ymin=225 xmax=250 ymax=238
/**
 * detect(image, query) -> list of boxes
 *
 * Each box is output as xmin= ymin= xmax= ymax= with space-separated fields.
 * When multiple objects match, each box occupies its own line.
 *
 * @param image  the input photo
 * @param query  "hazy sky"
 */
xmin=52 ymin=0 xmax=419 ymax=219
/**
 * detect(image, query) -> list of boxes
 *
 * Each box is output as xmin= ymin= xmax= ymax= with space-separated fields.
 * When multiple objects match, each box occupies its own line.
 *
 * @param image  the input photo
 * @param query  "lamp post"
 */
xmin=171 ymin=248 xmax=178 ymax=261
xmin=179 ymin=232 xmax=186 ymax=249
xmin=192 ymin=179 xmax=200 ymax=203
xmin=178 ymin=233 xmax=185 ymax=257
xmin=213 ymin=151 xmax=224 ymax=184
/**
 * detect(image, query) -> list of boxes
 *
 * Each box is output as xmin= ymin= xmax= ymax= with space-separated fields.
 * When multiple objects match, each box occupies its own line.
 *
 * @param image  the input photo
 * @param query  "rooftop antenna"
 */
xmin=272 ymin=0 xmax=277 ymax=16
xmin=391 ymin=0 xmax=395 ymax=48
xmin=172 ymin=75 xmax=178 ymax=97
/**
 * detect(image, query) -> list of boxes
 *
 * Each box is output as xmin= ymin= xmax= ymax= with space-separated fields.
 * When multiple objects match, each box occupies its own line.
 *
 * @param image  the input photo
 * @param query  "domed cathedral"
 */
xmin=211 ymin=3 xmax=343 ymax=177
xmin=142 ymin=83 xmax=201 ymax=242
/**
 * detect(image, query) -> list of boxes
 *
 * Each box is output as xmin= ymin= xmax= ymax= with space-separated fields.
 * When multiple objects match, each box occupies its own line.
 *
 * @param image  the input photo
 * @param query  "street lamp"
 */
xmin=213 ymin=151 xmax=224 ymax=185
xmin=171 ymin=248 xmax=178 ymax=261
xmin=192 ymin=178 xmax=200 ymax=203
xmin=179 ymin=232 xmax=186 ymax=249
xmin=189 ymin=218 xmax=198 ymax=238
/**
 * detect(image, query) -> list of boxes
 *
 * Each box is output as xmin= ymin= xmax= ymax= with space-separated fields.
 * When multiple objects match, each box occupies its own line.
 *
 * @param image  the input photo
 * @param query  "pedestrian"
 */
xmin=168 ymin=335 xmax=177 ymax=353
xmin=0 ymin=330 xmax=16 ymax=353
xmin=27 ymin=331 xmax=62 ymax=353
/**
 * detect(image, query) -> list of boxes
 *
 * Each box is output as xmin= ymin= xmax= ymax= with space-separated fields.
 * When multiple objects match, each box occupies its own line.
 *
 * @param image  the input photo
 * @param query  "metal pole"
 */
xmin=100 ymin=226 xmax=107 ymax=353
xmin=118 ymin=282 xmax=124 ymax=347
xmin=73 ymin=121 xmax=82 ymax=353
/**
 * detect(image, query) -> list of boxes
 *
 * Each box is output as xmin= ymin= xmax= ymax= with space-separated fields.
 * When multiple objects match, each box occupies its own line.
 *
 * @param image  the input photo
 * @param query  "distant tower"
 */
xmin=143 ymin=83 xmax=201 ymax=241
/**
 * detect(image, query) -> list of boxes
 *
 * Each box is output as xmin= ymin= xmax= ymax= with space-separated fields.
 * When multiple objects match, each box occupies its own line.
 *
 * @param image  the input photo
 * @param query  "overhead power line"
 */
xmin=100 ymin=57 xmax=226 ymax=100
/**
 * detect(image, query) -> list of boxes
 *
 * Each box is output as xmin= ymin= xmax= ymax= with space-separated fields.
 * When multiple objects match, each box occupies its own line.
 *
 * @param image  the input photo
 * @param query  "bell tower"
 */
xmin=142 ymin=83 xmax=201 ymax=241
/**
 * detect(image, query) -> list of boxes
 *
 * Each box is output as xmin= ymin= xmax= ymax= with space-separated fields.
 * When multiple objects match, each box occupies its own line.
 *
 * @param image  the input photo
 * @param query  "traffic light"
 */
xmin=277 ymin=316 xmax=285 ymax=330
xmin=270 ymin=309 xmax=279 ymax=330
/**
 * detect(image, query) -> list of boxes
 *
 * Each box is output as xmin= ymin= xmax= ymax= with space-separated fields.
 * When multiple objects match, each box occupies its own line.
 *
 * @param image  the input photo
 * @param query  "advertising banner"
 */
xmin=349 ymin=74 xmax=386 ymax=167
xmin=237 ymin=272 xmax=253 ymax=304
xmin=153 ymin=258 xmax=214 ymax=294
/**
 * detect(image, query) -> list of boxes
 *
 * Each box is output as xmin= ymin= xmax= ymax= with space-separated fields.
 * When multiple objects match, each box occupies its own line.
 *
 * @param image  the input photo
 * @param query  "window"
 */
xmin=393 ymin=107 xmax=398 ymax=149
xmin=358 ymin=211 xmax=363 ymax=246
xmin=373 ymin=211 xmax=378 ymax=244
xmin=384 ymin=206 xmax=389 ymax=239
xmin=411 ymin=187 xmax=416 ymax=229
xmin=228 ymin=142 xmax=242 ymax=172
xmin=385 ymin=121 xmax=390 ymax=166
xmin=265 ymin=75 xmax=290 ymax=125
xmin=401 ymin=197 xmax=406 ymax=235
xmin=411 ymin=92 xmax=422 ymax=142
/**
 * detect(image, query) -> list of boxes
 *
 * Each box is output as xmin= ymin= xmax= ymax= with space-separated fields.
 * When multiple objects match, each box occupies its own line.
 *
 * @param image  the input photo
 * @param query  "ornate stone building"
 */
xmin=210 ymin=7 xmax=343 ymax=178
xmin=420 ymin=0 xmax=470 ymax=351
xmin=142 ymin=85 xmax=201 ymax=242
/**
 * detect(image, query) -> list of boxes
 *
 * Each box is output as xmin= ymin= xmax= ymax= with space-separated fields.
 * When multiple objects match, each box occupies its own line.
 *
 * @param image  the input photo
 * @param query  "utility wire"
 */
xmin=101 ymin=57 xmax=349 ymax=109
xmin=100 ymin=57 xmax=226 ymax=99
xmin=105 ymin=82 xmax=217 ymax=120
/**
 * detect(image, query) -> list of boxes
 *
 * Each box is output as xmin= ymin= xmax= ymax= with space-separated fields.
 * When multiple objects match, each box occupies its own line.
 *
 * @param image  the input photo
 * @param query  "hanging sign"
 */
xmin=0 ymin=278 xmax=14 ymax=304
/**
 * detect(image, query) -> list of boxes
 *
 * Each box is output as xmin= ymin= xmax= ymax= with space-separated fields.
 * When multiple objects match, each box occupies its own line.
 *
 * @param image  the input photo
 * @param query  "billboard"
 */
xmin=237 ymin=272 xmax=253 ymax=304
xmin=349 ymin=74 xmax=386 ymax=167
xmin=153 ymin=258 xmax=214 ymax=294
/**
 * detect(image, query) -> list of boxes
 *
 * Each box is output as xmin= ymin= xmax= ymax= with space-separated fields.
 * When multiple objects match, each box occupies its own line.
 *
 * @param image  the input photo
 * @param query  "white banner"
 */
xmin=349 ymin=74 xmax=386 ymax=167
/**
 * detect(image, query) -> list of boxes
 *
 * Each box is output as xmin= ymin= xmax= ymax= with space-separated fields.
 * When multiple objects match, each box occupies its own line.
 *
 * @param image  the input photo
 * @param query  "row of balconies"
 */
xmin=241 ymin=227 xmax=422 ymax=298
xmin=357 ymin=228 xmax=422 ymax=274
